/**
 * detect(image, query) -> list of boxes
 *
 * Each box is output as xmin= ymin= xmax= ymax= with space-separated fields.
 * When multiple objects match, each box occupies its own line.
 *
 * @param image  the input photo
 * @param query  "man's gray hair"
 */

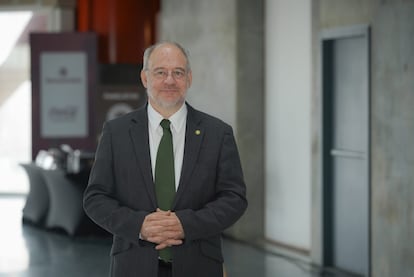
xmin=142 ymin=41 xmax=191 ymax=71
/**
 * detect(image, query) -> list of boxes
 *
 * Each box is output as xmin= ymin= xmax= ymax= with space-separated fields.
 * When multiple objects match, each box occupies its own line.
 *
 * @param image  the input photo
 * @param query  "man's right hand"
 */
xmin=140 ymin=209 xmax=184 ymax=249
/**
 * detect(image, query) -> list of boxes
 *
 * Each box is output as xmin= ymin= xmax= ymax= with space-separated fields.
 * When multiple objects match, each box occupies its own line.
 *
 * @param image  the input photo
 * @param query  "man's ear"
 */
xmin=140 ymin=70 xmax=148 ymax=88
xmin=187 ymin=70 xmax=192 ymax=88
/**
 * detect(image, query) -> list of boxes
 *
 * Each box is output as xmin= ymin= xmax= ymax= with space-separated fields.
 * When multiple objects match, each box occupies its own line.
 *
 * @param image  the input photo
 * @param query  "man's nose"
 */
xmin=164 ymin=72 xmax=176 ymax=83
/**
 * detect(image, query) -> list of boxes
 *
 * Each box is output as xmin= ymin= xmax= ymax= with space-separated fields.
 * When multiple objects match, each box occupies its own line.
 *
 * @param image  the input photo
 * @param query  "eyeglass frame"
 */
xmin=146 ymin=67 xmax=189 ymax=81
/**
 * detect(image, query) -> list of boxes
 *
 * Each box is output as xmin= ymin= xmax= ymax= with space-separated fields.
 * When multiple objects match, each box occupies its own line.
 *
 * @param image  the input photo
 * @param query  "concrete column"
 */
xmin=370 ymin=2 xmax=414 ymax=275
xmin=159 ymin=0 xmax=265 ymax=241
xmin=233 ymin=0 xmax=265 ymax=241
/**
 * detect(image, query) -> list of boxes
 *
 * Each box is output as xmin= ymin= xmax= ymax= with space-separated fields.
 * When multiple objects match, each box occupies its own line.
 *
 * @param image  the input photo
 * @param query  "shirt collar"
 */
xmin=147 ymin=102 xmax=187 ymax=133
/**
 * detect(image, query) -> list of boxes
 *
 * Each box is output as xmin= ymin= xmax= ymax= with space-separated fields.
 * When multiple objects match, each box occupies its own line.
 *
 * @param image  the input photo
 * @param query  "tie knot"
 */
xmin=160 ymin=119 xmax=171 ymax=130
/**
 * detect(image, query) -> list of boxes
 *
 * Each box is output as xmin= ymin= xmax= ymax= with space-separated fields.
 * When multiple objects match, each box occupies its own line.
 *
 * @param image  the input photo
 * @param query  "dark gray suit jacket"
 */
xmin=83 ymin=103 xmax=247 ymax=277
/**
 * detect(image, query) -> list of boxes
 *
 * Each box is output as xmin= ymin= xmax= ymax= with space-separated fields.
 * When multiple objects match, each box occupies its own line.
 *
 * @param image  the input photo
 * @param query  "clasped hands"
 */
xmin=140 ymin=208 xmax=185 ymax=250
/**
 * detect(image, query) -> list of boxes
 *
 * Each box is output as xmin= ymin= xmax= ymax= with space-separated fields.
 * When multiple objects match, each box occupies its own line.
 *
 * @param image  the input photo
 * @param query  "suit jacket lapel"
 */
xmin=129 ymin=107 xmax=158 ymax=209
xmin=174 ymin=104 xmax=204 ymax=207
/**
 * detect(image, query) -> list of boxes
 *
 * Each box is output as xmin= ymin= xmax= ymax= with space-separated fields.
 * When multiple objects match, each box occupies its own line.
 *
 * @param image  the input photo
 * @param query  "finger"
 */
xmin=146 ymin=230 xmax=181 ymax=242
xmin=155 ymin=243 xmax=169 ymax=250
xmin=164 ymin=238 xmax=183 ymax=246
xmin=145 ymin=213 xmax=168 ymax=221
xmin=156 ymin=208 xmax=172 ymax=215
xmin=155 ymin=239 xmax=183 ymax=250
xmin=146 ymin=234 xmax=170 ymax=244
xmin=143 ymin=214 xmax=176 ymax=226
xmin=147 ymin=218 xmax=179 ymax=229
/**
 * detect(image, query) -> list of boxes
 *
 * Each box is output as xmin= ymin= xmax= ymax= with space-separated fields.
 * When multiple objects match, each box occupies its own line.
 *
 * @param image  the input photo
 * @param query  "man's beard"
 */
xmin=147 ymin=90 xmax=185 ymax=110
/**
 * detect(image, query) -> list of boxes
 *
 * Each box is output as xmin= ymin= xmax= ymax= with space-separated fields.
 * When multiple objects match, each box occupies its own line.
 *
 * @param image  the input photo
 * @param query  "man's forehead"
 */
xmin=148 ymin=45 xmax=187 ymax=67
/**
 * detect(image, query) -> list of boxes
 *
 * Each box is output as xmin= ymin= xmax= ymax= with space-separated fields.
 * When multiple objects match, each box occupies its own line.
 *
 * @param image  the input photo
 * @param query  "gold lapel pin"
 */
xmin=195 ymin=130 xmax=201 ymax=135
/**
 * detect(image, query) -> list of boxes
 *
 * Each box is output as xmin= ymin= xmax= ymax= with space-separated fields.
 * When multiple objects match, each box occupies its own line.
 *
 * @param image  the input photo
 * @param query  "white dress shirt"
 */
xmin=147 ymin=102 xmax=187 ymax=190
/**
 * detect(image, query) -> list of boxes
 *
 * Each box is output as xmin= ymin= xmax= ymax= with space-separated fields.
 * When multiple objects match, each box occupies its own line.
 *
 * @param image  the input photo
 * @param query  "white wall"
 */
xmin=265 ymin=0 xmax=312 ymax=250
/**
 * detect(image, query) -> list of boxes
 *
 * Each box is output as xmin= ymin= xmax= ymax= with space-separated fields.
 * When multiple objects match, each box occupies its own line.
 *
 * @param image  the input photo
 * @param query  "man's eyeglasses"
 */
xmin=150 ymin=69 xmax=187 ymax=80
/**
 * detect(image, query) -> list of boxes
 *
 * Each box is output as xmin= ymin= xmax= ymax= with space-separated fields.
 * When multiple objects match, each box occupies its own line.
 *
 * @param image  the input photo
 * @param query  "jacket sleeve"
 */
xmin=83 ymin=122 xmax=149 ymax=245
xmin=175 ymin=125 xmax=248 ymax=242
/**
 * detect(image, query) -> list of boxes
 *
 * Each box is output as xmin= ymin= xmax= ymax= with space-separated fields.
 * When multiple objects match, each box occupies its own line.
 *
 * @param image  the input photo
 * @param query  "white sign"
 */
xmin=40 ymin=52 xmax=88 ymax=138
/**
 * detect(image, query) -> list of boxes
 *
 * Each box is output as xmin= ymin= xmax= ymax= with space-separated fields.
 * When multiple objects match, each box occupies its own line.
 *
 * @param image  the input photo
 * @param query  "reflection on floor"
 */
xmin=0 ymin=197 xmax=354 ymax=277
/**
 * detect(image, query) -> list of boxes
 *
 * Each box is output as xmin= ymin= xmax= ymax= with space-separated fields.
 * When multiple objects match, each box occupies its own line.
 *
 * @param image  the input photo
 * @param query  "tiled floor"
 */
xmin=0 ymin=197 xmax=353 ymax=277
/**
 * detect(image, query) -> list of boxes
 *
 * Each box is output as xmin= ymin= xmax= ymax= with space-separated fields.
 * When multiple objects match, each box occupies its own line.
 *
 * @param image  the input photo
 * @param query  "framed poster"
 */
xmin=31 ymin=33 xmax=97 ymax=159
xmin=40 ymin=52 xmax=88 ymax=138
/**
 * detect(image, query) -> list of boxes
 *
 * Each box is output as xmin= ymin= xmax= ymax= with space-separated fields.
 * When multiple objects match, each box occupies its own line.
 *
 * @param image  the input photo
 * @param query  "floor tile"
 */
xmin=0 ymin=197 xmax=353 ymax=277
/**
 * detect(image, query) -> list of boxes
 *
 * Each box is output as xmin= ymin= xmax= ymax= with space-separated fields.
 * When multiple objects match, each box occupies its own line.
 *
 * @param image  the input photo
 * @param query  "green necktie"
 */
xmin=155 ymin=119 xmax=175 ymax=262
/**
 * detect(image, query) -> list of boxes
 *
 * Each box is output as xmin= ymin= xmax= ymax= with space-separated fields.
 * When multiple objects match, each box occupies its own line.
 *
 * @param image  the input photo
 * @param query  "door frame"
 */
xmin=320 ymin=24 xmax=371 ymax=276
